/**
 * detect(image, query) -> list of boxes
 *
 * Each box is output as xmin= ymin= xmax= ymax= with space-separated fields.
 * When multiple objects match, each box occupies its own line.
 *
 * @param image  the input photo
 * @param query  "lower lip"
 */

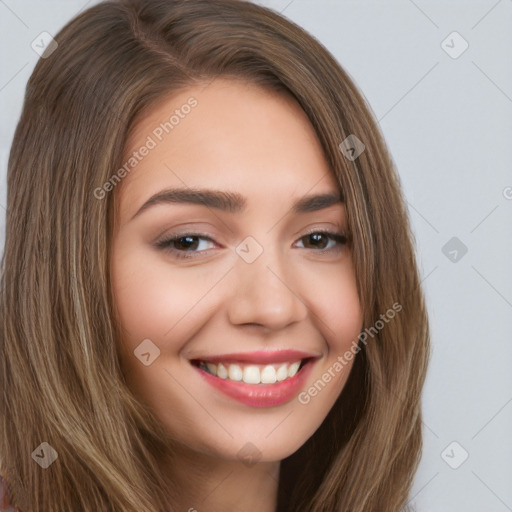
xmin=193 ymin=359 xmax=315 ymax=407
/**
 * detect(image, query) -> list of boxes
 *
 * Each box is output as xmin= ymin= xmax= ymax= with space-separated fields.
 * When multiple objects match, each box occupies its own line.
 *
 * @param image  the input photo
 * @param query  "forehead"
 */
xmin=115 ymin=78 xmax=339 ymax=221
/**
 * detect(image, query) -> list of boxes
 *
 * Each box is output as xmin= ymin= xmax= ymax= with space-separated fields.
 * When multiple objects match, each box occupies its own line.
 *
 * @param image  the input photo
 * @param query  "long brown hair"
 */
xmin=0 ymin=0 xmax=430 ymax=510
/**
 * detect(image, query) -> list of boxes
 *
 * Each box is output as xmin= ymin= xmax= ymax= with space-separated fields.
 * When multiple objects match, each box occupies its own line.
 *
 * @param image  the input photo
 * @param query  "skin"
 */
xmin=110 ymin=78 xmax=363 ymax=512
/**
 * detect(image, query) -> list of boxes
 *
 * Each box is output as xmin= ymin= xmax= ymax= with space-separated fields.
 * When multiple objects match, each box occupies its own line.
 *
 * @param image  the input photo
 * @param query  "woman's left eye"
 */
xmin=155 ymin=230 xmax=347 ymax=259
xmin=294 ymin=231 xmax=347 ymax=251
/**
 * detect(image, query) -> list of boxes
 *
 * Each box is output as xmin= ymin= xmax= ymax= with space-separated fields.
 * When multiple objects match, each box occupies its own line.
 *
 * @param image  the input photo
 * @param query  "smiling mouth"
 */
xmin=190 ymin=358 xmax=310 ymax=385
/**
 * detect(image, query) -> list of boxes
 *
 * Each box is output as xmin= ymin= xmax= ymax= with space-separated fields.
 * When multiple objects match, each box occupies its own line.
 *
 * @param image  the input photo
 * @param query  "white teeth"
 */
xmin=243 ymin=365 xmax=260 ymax=384
xmin=206 ymin=362 xmax=217 ymax=376
xmin=276 ymin=364 xmax=288 ymax=381
xmin=260 ymin=365 xmax=277 ymax=384
xmin=228 ymin=364 xmax=243 ymax=381
xmin=288 ymin=361 xmax=300 ymax=378
xmin=216 ymin=363 xmax=228 ymax=379
xmin=199 ymin=359 xmax=303 ymax=384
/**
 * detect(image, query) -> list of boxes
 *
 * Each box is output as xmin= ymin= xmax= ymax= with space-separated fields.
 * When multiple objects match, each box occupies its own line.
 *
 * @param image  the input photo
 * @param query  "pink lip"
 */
xmin=190 ymin=349 xmax=318 ymax=365
xmin=192 ymin=357 xmax=316 ymax=408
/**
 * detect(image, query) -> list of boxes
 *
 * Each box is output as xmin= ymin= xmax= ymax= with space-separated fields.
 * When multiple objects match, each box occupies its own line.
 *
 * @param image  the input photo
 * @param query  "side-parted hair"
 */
xmin=0 ymin=0 xmax=430 ymax=510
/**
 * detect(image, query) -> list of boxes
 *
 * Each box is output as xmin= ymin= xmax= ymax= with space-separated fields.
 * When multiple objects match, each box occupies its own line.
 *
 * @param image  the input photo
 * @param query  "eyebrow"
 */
xmin=130 ymin=187 xmax=343 ymax=220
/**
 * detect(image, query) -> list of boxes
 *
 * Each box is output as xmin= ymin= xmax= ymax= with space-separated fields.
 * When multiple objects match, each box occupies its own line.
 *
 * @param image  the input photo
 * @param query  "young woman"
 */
xmin=0 ymin=0 xmax=430 ymax=510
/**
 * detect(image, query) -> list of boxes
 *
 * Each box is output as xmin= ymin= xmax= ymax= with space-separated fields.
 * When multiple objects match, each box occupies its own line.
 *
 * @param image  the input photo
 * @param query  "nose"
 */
xmin=226 ymin=243 xmax=308 ymax=331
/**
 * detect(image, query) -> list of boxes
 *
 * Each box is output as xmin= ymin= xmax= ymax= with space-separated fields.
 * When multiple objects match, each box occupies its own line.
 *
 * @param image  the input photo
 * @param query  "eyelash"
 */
xmin=155 ymin=229 xmax=348 ymax=260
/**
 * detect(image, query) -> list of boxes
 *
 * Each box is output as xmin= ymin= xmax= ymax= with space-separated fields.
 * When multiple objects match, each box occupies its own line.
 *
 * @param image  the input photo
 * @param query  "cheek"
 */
xmin=300 ymin=259 xmax=362 ymax=408
xmin=312 ymin=260 xmax=363 ymax=352
xmin=110 ymin=248 xmax=203 ymax=420
xmin=111 ymin=247 xmax=214 ymax=351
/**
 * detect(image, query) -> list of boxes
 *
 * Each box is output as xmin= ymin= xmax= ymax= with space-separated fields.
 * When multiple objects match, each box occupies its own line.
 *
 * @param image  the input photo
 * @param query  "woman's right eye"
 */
xmin=155 ymin=233 xmax=218 ymax=259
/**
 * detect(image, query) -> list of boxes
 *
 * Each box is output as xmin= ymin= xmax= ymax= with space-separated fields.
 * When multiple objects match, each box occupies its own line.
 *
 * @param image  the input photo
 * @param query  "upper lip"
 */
xmin=189 ymin=349 xmax=320 ymax=365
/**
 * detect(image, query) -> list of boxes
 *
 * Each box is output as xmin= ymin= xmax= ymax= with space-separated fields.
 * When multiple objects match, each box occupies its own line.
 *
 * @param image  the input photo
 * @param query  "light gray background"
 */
xmin=1 ymin=1 xmax=511 ymax=510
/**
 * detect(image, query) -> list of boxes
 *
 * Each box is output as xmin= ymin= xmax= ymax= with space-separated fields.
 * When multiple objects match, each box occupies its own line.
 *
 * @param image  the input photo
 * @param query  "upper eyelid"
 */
xmin=157 ymin=221 xmax=348 ymax=239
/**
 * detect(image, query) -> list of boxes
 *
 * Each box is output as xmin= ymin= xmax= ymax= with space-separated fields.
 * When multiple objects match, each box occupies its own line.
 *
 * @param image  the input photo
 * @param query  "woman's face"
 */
xmin=110 ymin=78 xmax=363 ymax=462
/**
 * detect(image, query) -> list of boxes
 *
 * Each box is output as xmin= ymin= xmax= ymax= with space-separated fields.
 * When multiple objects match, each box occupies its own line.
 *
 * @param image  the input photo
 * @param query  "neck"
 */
xmin=160 ymin=442 xmax=280 ymax=512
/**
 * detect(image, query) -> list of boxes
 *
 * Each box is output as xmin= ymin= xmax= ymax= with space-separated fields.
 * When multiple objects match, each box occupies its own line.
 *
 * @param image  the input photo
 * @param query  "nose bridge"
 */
xmin=226 ymin=235 xmax=307 ymax=329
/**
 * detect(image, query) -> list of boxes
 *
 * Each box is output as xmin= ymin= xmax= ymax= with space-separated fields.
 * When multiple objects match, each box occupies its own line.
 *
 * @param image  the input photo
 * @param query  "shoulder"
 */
xmin=0 ymin=474 xmax=21 ymax=512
